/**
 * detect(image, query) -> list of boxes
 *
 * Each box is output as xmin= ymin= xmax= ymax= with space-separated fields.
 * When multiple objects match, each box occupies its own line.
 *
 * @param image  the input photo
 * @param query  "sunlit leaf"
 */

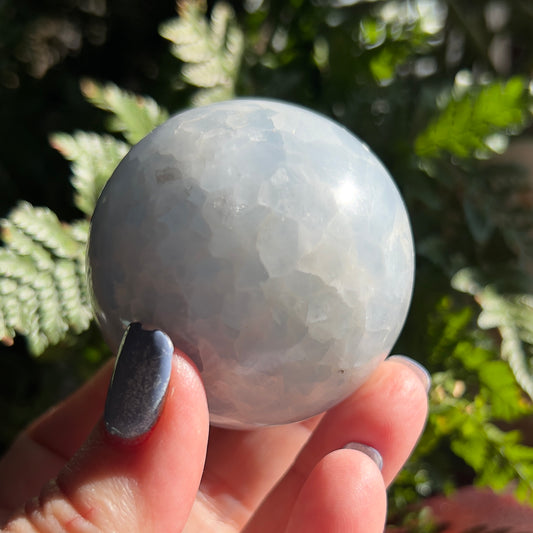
xmin=80 ymin=79 xmax=168 ymax=144
xmin=160 ymin=0 xmax=243 ymax=105
xmin=0 ymin=203 xmax=92 ymax=354
xmin=415 ymin=77 xmax=529 ymax=159
xmin=452 ymin=267 xmax=533 ymax=400
xmin=50 ymin=132 xmax=129 ymax=216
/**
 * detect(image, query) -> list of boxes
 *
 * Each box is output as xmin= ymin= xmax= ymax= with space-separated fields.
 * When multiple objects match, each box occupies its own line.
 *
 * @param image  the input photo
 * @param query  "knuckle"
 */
xmin=4 ymin=479 xmax=101 ymax=533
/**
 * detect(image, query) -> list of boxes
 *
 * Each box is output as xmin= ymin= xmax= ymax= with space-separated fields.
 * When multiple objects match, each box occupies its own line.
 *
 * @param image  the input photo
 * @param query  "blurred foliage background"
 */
xmin=3 ymin=0 xmax=533 ymax=529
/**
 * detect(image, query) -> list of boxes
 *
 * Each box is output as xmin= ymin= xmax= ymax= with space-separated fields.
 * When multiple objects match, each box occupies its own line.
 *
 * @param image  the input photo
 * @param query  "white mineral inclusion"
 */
xmin=87 ymin=98 xmax=415 ymax=429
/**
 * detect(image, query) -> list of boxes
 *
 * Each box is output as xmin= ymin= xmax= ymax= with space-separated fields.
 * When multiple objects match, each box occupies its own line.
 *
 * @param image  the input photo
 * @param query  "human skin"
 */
xmin=0 ymin=351 xmax=428 ymax=532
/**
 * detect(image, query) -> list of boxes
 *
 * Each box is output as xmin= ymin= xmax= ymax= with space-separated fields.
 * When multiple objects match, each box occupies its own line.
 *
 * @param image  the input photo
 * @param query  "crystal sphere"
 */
xmin=87 ymin=99 xmax=414 ymax=429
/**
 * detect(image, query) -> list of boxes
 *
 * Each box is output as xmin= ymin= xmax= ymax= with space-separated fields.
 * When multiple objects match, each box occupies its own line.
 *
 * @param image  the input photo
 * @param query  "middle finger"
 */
xmin=183 ymin=415 xmax=322 ymax=531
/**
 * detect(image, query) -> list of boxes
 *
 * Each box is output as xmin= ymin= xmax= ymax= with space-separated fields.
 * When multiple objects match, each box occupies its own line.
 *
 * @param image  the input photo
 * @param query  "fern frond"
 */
xmin=1 ymin=221 xmax=54 ymax=271
xmin=452 ymin=267 xmax=533 ymax=399
xmin=7 ymin=202 xmax=79 ymax=259
xmin=183 ymin=60 xmax=230 ymax=88
xmin=80 ymin=79 xmax=168 ymax=144
xmin=55 ymin=258 xmax=91 ymax=333
xmin=415 ymin=77 xmax=529 ymax=160
xmin=160 ymin=0 xmax=244 ymax=105
xmin=50 ymin=132 xmax=129 ymax=216
xmin=0 ymin=202 xmax=92 ymax=354
xmin=192 ymin=86 xmax=237 ymax=107
xmin=70 ymin=219 xmax=90 ymax=243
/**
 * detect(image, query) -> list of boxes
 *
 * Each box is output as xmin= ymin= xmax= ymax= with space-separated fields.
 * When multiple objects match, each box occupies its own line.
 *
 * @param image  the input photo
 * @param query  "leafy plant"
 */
xmin=80 ymin=80 xmax=169 ymax=144
xmin=426 ymin=308 xmax=533 ymax=502
xmin=3 ymin=0 xmax=533 ymax=528
xmin=452 ymin=267 xmax=533 ymax=398
xmin=415 ymin=77 xmax=529 ymax=159
xmin=0 ymin=4 xmax=242 ymax=355
xmin=159 ymin=0 xmax=243 ymax=106
xmin=50 ymin=132 xmax=130 ymax=217
xmin=0 ymin=81 xmax=168 ymax=354
xmin=0 ymin=202 xmax=90 ymax=354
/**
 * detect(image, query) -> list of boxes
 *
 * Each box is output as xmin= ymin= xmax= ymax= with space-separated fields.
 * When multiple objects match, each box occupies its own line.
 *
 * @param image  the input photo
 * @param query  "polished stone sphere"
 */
xmin=87 ymin=99 xmax=414 ymax=429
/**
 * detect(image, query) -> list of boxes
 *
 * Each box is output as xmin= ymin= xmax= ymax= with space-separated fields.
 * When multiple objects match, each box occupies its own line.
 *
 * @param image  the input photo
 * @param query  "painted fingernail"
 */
xmin=105 ymin=322 xmax=174 ymax=441
xmin=388 ymin=355 xmax=431 ymax=393
xmin=343 ymin=442 xmax=383 ymax=471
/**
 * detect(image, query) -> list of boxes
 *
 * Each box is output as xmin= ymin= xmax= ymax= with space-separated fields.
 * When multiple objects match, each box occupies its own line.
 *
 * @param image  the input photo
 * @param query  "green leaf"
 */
xmin=80 ymin=79 xmax=168 ymax=144
xmin=451 ymin=432 xmax=488 ymax=472
xmin=428 ymin=375 xmax=533 ymax=504
xmin=452 ymin=267 xmax=533 ymax=400
xmin=478 ymin=360 xmax=529 ymax=420
xmin=500 ymin=324 xmax=533 ymax=404
xmin=356 ymin=4 xmax=444 ymax=87
xmin=369 ymin=46 xmax=410 ymax=86
xmin=6 ymin=202 xmax=80 ymax=259
xmin=474 ymin=425 xmax=533 ymax=502
xmin=0 ymin=202 xmax=92 ymax=354
xmin=415 ymin=77 xmax=529 ymax=159
xmin=160 ymin=0 xmax=244 ymax=106
xmin=50 ymin=132 xmax=129 ymax=216
xmin=359 ymin=17 xmax=386 ymax=49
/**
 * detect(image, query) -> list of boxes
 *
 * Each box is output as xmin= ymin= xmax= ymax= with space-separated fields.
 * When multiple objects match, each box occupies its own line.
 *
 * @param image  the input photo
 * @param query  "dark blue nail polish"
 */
xmin=105 ymin=322 xmax=174 ymax=441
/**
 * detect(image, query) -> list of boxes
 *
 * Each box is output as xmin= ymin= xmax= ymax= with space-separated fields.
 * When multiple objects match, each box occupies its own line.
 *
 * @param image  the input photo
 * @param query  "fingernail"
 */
xmin=388 ymin=355 xmax=431 ymax=393
xmin=105 ymin=322 xmax=174 ymax=441
xmin=343 ymin=442 xmax=383 ymax=471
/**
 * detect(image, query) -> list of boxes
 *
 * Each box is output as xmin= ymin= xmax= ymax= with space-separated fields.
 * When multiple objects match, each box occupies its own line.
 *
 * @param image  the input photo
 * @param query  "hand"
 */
xmin=0 ymin=324 xmax=429 ymax=532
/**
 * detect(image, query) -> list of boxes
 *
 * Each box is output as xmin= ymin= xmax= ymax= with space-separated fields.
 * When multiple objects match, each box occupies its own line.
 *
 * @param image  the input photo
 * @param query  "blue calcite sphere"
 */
xmin=88 ymin=99 xmax=414 ymax=429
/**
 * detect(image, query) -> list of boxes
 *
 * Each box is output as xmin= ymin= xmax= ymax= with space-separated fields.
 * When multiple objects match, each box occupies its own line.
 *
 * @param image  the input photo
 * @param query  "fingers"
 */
xmin=185 ymin=357 xmax=428 ymax=530
xmin=285 ymin=449 xmax=387 ymax=533
xmin=0 ymin=361 xmax=114 ymax=517
xmin=183 ymin=417 xmax=322 ymax=530
xmin=28 ymin=359 xmax=114 ymax=457
xmin=2 ymin=324 xmax=209 ymax=533
xmin=1 ymin=335 xmax=429 ymax=533
xmin=291 ymin=356 xmax=429 ymax=486
xmin=244 ymin=356 xmax=429 ymax=532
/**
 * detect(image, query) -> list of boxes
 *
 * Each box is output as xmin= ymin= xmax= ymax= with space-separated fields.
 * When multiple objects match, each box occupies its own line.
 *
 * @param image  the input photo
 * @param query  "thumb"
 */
xmin=3 ymin=323 xmax=209 ymax=532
